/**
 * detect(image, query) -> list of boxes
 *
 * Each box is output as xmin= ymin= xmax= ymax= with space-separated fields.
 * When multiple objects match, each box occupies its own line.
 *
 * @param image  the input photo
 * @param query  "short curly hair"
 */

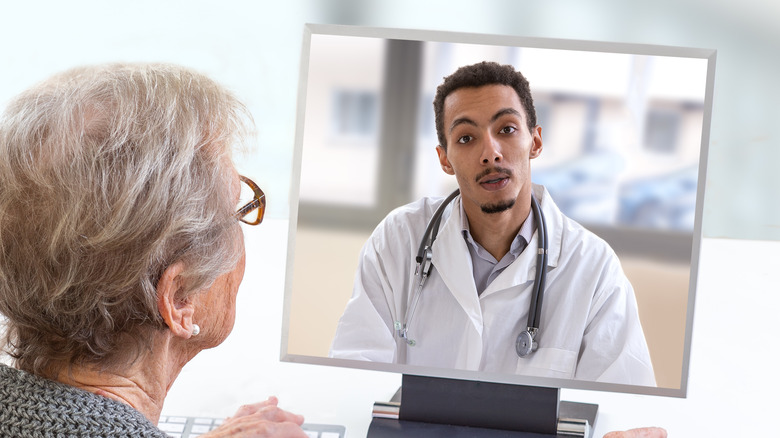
xmin=433 ymin=61 xmax=537 ymax=150
xmin=0 ymin=63 xmax=252 ymax=377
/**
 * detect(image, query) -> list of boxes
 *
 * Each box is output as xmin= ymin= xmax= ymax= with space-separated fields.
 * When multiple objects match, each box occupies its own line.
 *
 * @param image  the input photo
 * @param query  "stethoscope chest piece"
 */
xmin=515 ymin=328 xmax=538 ymax=358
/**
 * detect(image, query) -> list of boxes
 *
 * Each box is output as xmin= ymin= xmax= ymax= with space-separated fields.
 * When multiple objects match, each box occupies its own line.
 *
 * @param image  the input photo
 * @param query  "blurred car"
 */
xmin=533 ymin=150 xmax=624 ymax=226
xmin=617 ymin=165 xmax=699 ymax=231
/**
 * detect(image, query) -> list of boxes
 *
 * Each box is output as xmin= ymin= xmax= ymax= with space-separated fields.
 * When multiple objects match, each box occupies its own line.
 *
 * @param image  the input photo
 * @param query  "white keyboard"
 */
xmin=158 ymin=415 xmax=346 ymax=438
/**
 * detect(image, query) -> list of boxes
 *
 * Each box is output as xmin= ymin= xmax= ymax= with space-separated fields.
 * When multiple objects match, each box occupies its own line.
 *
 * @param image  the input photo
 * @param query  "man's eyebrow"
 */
xmin=449 ymin=117 xmax=477 ymax=134
xmin=449 ymin=108 xmax=523 ymax=134
xmin=491 ymin=107 xmax=523 ymax=123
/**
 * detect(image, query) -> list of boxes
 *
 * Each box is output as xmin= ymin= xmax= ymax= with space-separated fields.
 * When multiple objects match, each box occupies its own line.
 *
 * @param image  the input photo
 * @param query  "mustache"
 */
xmin=475 ymin=166 xmax=513 ymax=183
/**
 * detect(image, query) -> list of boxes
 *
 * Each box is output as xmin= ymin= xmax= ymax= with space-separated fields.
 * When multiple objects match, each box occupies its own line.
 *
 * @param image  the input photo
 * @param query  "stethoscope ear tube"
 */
xmin=516 ymin=195 xmax=548 ymax=358
xmin=415 ymin=189 xmax=461 ymax=268
xmin=526 ymin=195 xmax=548 ymax=331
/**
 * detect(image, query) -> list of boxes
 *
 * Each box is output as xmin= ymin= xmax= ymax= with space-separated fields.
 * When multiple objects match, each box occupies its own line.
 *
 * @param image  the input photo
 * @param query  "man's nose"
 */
xmin=481 ymin=134 xmax=502 ymax=164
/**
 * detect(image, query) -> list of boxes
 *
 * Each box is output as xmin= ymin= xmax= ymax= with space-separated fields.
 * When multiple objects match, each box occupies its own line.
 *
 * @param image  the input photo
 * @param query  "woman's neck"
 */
xmin=55 ymin=333 xmax=193 ymax=425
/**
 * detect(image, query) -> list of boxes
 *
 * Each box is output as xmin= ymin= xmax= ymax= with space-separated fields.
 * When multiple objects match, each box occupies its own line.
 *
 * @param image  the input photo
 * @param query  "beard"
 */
xmin=480 ymin=199 xmax=516 ymax=214
xmin=474 ymin=166 xmax=517 ymax=214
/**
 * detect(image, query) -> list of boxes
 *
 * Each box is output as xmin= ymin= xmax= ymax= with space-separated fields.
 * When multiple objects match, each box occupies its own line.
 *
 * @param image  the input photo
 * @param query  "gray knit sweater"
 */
xmin=0 ymin=364 xmax=169 ymax=437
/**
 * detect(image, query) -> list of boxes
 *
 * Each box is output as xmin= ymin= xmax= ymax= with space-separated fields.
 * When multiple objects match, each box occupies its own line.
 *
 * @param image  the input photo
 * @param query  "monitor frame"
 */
xmin=281 ymin=23 xmax=716 ymax=399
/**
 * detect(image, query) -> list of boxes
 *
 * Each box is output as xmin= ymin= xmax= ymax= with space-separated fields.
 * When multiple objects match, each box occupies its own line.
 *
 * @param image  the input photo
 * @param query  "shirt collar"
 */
xmin=459 ymin=195 xmax=536 ymax=259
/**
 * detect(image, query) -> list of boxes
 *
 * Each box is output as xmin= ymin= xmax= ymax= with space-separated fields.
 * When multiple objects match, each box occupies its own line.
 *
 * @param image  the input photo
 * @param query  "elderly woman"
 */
xmin=0 ymin=64 xmax=306 ymax=437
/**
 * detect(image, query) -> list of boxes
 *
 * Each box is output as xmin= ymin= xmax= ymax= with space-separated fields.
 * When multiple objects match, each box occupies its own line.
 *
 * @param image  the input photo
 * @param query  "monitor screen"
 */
xmin=281 ymin=23 xmax=715 ymax=399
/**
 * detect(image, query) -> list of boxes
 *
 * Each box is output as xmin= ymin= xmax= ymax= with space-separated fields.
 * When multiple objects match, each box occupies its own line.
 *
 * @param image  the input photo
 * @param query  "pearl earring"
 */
xmin=191 ymin=324 xmax=200 ymax=336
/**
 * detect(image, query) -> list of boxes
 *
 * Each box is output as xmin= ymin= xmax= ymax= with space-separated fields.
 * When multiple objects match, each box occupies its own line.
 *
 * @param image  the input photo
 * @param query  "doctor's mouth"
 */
xmin=477 ymin=168 xmax=514 ymax=192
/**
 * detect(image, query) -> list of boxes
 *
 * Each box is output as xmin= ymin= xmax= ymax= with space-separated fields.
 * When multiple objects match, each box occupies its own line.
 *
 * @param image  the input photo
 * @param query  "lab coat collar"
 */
xmin=533 ymin=184 xmax=563 ymax=271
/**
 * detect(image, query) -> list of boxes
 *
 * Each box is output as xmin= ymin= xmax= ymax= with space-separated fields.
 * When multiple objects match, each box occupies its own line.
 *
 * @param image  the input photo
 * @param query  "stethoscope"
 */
xmin=394 ymin=189 xmax=548 ymax=358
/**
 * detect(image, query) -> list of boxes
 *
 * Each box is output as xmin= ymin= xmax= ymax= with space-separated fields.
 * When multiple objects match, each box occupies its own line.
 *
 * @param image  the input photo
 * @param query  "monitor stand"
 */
xmin=367 ymin=375 xmax=597 ymax=438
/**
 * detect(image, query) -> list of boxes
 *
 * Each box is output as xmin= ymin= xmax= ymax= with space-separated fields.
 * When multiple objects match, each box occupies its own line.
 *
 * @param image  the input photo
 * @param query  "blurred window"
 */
xmin=644 ymin=109 xmax=680 ymax=154
xmin=332 ymin=90 xmax=378 ymax=137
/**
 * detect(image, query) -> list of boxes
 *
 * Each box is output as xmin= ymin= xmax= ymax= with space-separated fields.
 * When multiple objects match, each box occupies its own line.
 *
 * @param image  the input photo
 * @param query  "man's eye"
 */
xmin=457 ymin=135 xmax=472 ymax=144
xmin=500 ymin=126 xmax=516 ymax=134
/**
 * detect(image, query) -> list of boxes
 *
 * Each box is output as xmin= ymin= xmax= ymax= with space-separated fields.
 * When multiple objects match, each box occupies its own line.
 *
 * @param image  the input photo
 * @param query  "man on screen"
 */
xmin=330 ymin=61 xmax=655 ymax=386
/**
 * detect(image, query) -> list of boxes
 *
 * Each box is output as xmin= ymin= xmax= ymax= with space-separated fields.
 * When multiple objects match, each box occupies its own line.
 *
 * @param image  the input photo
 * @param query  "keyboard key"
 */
xmin=158 ymin=422 xmax=185 ymax=433
xmin=191 ymin=424 xmax=212 ymax=433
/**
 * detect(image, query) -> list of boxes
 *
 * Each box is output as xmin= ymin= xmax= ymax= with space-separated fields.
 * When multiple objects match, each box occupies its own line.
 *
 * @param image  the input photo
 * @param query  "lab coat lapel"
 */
xmin=430 ymin=198 xmax=484 ymax=336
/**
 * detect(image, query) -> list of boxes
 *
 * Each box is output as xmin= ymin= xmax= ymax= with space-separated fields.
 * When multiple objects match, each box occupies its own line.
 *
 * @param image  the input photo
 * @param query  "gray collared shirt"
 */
xmin=460 ymin=199 xmax=536 ymax=296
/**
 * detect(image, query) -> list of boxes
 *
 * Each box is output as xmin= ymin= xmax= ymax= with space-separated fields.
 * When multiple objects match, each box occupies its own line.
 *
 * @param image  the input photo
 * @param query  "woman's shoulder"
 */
xmin=0 ymin=364 xmax=168 ymax=437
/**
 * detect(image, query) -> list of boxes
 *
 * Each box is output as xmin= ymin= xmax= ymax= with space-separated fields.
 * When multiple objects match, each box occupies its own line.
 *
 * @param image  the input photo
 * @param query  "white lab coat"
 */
xmin=330 ymin=184 xmax=656 ymax=386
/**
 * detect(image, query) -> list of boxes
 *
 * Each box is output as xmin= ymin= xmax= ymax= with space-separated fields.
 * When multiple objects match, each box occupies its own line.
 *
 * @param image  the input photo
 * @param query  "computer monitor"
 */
xmin=282 ymin=23 xmax=715 ymax=436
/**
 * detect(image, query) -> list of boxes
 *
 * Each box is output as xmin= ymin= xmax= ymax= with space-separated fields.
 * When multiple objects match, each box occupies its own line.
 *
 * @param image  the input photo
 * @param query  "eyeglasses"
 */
xmin=235 ymin=175 xmax=266 ymax=225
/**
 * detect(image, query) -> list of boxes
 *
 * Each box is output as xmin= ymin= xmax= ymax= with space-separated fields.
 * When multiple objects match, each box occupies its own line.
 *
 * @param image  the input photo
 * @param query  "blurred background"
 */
xmin=297 ymin=32 xmax=708 ymax=236
xmin=2 ymin=0 xmax=778 ymax=241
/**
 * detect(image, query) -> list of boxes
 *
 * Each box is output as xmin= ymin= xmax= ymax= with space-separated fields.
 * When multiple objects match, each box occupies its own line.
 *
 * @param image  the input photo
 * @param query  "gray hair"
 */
xmin=0 ymin=63 xmax=252 ymax=377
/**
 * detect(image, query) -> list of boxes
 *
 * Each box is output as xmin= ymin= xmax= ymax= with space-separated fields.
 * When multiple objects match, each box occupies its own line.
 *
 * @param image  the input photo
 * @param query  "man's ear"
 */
xmin=529 ymin=125 xmax=543 ymax=159
xmin=156 ymin=261 xmax=196 ymax=339
xmin=436 ymin=145 xmax=455 ymax=175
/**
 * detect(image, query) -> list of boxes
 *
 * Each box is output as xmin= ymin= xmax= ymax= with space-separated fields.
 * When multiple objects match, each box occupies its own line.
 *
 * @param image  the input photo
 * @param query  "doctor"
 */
xmin=330 ymin=61 xmax=655 ymax=386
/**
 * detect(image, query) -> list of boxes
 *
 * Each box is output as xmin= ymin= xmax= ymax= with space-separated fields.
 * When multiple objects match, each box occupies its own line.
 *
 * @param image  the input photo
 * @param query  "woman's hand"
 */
xmin=199 ymin=397 xmax=308 ymax=437
xmin=603 ymin=427 xmax=667 ymax=438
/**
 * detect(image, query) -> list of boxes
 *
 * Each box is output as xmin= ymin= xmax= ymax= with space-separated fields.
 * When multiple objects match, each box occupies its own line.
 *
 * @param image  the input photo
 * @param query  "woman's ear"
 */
xmin=156 ymin=261 xmax=196 ymax=339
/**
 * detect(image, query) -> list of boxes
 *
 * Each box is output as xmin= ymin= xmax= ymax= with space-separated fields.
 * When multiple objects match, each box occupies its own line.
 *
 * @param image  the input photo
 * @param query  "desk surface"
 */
xmin=164 ymin=220 xmax=780 ymax=437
